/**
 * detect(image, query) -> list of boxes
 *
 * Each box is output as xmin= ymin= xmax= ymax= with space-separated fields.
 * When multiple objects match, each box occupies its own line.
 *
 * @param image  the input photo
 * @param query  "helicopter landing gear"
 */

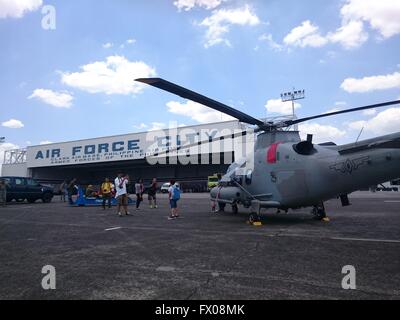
xmin=312 ymin=203 xmax=329 ymax=221
xmin=248 ymin=212 xmax=260 ymax=224
xmin=232 ymin=203 xmax=238 ymax=214
xmin=248 ymin=200 xmax=262 ymax=225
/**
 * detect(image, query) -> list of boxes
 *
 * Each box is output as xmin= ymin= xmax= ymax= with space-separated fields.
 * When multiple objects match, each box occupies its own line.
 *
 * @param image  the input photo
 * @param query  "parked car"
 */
xmin=1 ymin=176 xmax=54 ymax=203
xmin=160 ymin=182 xmax=171 ymax=193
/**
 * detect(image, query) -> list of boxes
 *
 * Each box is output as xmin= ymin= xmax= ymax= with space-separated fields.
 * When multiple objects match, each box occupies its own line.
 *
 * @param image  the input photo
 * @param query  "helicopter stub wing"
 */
xmin=136 ymin=78 xmax=265 ymax=126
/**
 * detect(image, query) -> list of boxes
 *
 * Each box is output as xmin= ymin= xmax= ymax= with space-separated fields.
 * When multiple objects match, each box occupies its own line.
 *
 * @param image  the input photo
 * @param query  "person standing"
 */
xmin=59 ymin=180 xmax=67 ymax=202
xmin=101 ymin=177 xmax=113 ymax=210
xmin=0 ymin=179 xmax=7 ymax=207
xmin=148 ymin=178 xmax=158 ymax=209
xmin=67 ymin=178 xmax=78 ymax=205
xmin=135 ymin=179 xmax=144 ymax=210
xmin=168 ymin=180 xmax=181 ymax=219
xmin=114 ymin=173 xmax=130 ymax=217
xmin=211 ymin=173 xmax=224 ymax=213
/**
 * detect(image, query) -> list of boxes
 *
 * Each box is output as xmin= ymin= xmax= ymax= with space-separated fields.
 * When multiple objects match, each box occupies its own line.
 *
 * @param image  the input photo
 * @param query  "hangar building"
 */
xmin=1 ymin=120 xmax=252 ymax=190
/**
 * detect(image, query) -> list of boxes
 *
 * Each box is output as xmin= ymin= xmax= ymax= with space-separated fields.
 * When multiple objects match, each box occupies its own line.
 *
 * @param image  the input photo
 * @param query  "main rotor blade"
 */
xmin=136 ymin=78 xmax=265 ymax=126
xmin=285 ymin=99 xmax=400 ymax=126
xmin=146 ymin=129 xmax=254 ymax=159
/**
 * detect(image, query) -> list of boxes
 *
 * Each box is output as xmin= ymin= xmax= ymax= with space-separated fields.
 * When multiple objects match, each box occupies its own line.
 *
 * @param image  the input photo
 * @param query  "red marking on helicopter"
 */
xmin=267 ymin=142 xmax=281 ymax=163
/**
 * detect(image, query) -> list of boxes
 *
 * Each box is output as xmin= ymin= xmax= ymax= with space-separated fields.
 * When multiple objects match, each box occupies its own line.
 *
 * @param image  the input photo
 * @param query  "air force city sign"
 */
xmin=25 ymin=121 xmax=244 ymax=168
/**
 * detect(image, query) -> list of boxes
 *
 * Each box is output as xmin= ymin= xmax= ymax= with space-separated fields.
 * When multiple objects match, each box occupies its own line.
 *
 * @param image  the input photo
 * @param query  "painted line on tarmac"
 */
xmin=330 ymin=237 xmax=400 ymax=244
xmin=278 ymin=233 xmax=400 ymax=244
xmin=105 ymin=227 xmax=122 ymax=231
xmin=384 ymin=200 xmax=400 ymax=203
xmin=2 ymin=206 xmax=34 ymax=210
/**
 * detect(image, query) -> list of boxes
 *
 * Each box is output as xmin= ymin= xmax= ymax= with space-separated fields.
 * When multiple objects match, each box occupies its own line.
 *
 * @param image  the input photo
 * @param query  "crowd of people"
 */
xmin=61 ymin=174 xmax=181 ymax=220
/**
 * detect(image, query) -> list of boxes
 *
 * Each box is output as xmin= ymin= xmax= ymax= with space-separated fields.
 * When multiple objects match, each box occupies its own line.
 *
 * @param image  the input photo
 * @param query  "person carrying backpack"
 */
xmin=168 ymin=180 xmax=181 ymax=220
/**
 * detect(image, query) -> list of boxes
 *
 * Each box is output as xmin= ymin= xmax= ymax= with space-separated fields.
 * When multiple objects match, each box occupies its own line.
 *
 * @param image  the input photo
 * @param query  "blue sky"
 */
xmin=1 ymin=0 xmax=400 ymax=159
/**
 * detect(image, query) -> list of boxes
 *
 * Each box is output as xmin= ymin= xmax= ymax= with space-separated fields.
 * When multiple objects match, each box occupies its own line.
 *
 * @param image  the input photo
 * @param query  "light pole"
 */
xmin=280 ymin=88 xmax=305 ymax=118
xmin=280 ymin=89 xmax=305 ymax=130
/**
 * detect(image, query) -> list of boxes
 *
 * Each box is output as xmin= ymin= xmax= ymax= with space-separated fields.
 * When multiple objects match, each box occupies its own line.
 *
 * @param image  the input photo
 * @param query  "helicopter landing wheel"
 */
xmin=312 ymin=204 xmax=327 ymax=220
xmin=248 ymin=212 xmax=260 ymax=224
xmin=232 ymin=203 xmax=238 ymax=214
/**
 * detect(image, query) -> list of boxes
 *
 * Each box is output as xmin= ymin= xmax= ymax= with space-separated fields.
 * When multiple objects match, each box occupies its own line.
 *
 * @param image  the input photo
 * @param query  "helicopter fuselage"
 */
xmin=211 ymin=131 xmax=400 ymax=210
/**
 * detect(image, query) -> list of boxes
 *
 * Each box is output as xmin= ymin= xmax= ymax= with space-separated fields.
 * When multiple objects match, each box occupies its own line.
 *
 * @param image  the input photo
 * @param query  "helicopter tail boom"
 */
xmin=338 ymin=132 xmax=400 ymax=155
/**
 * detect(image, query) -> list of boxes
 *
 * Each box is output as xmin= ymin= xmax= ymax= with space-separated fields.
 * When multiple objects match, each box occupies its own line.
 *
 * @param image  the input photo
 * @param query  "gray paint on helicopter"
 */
xmin=136 ymin=77 xmax=400 ymax=220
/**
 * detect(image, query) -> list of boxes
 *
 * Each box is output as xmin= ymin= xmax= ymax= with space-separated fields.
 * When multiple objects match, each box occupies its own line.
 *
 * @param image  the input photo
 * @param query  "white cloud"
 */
xmin=28 ymin=89 xmax=74 ymax=108
xmin=102 ymin=42 xmax=113 ymax=49
xmin=324 ymin=102 xmax=346 ymax=114
xmin=126 ymin=39 xmax=136 ymax=44
xmin=324 ymin=107 xmax=342 ymax=114
xmin=133 ymin=123 xmax=148 ymax=130
xmin=341 ymin=71 xmax=400 ymax=93
xmin=200 ymin=5 xmax=260 ymax=48
xmin=327 ymin=20 xmax=368 ymax=49
xmin=0 ymin=0 xmax=42 ymax=19
xmin=284 ymin=19 xmax=367 ymax=49
xmin=363 ymin=109 xmax=377 ymax=116
xmin=149 ymin=122 xmax=167 ymax=131
xmin=348 ymin=107 xmax=400 ymax=135
xmin=341 ymin=0 xmax=400 ymax=39
xmin=259 ymin=33 xmax=283 ymax=51
xmin=61 ymin=56 xmax=156 ymax=95
xmin=283 ymin=1 xmax=400 ymax=51
xmin=39 ymin=140 xmax=52 ymax=145
xmin=2 ymin=119 xmax=24 ymax=129
xmin=299 ymin=123 xmax=346 ymax=142
xmin=167 ymin=100 xmax=234 ymax=123
xmin=283 ymin=20 xmax=328 ymax=48
xmin=265 ymin=99 xmax=301 ymax=115
xmin=174 ymin=0 xmax=224 ymax=11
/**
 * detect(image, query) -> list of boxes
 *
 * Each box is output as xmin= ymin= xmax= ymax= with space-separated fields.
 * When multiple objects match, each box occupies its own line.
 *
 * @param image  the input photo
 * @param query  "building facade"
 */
xmin=2 ymin=120 xmax=253 ymax=188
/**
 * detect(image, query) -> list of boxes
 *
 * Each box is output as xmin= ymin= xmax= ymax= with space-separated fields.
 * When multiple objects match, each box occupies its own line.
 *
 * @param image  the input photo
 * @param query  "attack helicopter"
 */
xmin=136 ymin=78 xmax=400 ymax=222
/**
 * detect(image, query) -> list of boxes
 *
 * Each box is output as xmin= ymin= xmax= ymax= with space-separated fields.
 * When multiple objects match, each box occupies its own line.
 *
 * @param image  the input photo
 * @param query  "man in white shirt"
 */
xmin=114 ymin=173 xmax=130 ymax=217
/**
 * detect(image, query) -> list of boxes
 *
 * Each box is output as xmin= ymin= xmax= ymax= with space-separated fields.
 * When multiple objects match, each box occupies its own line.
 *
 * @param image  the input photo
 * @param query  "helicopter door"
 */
xmin=275 ymin=170 xmax=309 ymax=200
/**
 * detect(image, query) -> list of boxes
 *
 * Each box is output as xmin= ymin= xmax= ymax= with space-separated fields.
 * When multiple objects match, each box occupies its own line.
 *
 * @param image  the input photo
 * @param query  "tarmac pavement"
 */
xmin=0 ymin=191 xmax=399 ymax=299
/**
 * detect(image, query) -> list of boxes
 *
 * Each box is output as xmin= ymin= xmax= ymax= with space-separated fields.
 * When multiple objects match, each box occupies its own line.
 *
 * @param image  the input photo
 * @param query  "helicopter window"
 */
xmin=245 ymin=169 xmax=253 ymax=185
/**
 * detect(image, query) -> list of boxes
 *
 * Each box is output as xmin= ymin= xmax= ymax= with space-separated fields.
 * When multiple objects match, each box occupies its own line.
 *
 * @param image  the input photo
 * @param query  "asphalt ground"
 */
xmin=0 ymin=192 xmax=399 ymax=300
